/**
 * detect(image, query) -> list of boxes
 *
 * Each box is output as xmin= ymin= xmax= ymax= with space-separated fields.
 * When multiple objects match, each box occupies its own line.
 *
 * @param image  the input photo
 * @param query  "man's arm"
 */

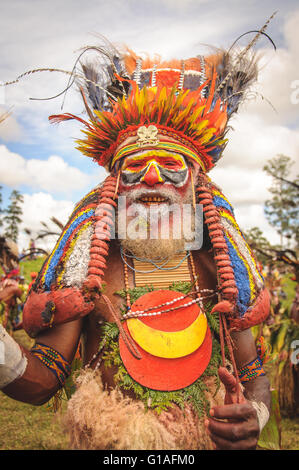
xmin=206 ymin=328 xmax=271 ymax=450
xmin=1 ymin=318 xmax=83 ymax=405
xmin=231 ymin=328 xmax=271 ymax=410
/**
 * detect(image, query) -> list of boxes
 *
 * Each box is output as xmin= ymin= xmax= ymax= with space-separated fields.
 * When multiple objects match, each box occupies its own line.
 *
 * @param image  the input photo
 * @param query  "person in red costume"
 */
xmin=27 ymin=272 xmax=38 ymax=295
xmin=0 ymin=30 xmax=273 ymax=450
xmin=0 ymin=268 xmax=22 ymax=331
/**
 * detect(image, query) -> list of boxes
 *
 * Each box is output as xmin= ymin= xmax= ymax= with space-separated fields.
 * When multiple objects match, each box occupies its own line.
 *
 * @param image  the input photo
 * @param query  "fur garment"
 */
xmin=63 ymin=368 xmax=225 ymax=450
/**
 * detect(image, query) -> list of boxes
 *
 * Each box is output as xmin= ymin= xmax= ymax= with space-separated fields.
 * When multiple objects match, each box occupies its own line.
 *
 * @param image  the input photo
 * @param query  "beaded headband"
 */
xmin=111 ymin=126 xmax=218 ymax=172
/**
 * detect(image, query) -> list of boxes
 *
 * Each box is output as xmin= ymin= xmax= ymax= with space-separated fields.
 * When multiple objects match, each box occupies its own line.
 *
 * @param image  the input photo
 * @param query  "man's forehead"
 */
xmin=111 ymin=135 xmax=206 ymax=171
xmin=122 ymin=150 xmax=187 ymax=164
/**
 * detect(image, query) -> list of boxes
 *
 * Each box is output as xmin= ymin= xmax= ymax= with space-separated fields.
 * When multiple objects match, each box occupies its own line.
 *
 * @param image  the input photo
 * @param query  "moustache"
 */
xmin=121 ymin=187 xmax=185 ymax=206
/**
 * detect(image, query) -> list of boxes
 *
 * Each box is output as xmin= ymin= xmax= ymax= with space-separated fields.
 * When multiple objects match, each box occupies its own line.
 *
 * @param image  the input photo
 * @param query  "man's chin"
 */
xmin=120 ymin=237 xmax=186 ymax=260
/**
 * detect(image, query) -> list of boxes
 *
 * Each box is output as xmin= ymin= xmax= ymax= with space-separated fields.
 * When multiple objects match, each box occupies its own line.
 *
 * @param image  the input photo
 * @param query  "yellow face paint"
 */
xmin=112 ymin=141 xmax=206 ymax=171
xmin=121 ymin=150 xmax=187 ymax=173
xmin=120 ymin=150 xmax=189 ymax=187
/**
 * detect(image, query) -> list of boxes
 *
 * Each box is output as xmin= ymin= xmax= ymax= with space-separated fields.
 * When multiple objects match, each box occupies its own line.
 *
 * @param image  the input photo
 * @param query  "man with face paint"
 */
xmin=117 ymin=148 xmax=197 ymax=260
xmin=121 ymin=151 xmax=189 ymax=187
xmin=0 ymin=43 xmax=272 ymax=450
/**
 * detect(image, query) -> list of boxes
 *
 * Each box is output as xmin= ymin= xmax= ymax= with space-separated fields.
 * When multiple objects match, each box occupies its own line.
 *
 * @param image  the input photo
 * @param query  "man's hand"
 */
xmin=205 ymin=366 xmax=260 ymax=450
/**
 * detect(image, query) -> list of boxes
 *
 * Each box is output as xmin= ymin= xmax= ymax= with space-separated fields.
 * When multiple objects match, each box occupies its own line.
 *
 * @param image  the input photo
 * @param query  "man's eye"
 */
xmin=129 ymin=162 xmax=143 ymax=168
xmin=164 ymin=161 xmax=177 ymax=167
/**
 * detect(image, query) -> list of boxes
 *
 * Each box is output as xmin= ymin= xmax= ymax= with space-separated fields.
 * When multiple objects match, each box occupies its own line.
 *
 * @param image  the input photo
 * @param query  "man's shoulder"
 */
xmin=69 ymin=185 xmax=103 ymax=221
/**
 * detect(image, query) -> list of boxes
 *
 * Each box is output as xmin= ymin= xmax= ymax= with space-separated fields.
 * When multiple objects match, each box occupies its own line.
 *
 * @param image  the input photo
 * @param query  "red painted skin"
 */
xmin=2 ymin=154 xmax=270 ymax=450
xmin=120 ymin=152 xmax=190 ymax=196
xmin=142 ymin=164 xmax=162 ymax=186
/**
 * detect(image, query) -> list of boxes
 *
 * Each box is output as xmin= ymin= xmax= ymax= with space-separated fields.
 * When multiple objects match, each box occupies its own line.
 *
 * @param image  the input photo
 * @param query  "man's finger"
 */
xmin=207 ymin=417 xmax=259 ymax=442
xmin=210 ymin=402 xmax=256 ymax=421
xmin=209 ymin=432 xmax=258 ymax=450
xmin=218 ymin=366 xmax=237 ymax=394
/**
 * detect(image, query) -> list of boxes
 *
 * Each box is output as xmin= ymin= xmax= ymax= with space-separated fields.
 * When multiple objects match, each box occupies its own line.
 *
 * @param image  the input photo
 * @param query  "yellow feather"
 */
xmin=190 ymin=119 xmax=209 ymax=134
xmin=200 ymin=128 xmax=215 ymax=144
xmin=189 ymin=106 xmax=205 ymax=125
xmin=137 ymin=89 xmax=146 ymax=114
xmin=172 ymin=99 xmax=194 ymax=125
xmin=158 ymin=87 xmax=167 ymax=106
xmin=172 ymin=89 xmax=189 ymax=111
xmin=122 ymin=94 xmax=129 ymax=110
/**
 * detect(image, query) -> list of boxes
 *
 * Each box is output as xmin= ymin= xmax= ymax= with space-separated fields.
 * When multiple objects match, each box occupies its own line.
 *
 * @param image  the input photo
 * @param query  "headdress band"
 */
xmin=112 ymin=139 xmax=207 ymax=171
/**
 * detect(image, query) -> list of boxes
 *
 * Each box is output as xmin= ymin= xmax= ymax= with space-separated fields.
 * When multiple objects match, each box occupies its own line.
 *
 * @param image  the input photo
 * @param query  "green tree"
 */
xmin=263 ymin=155 xmax=299 ymax=249
xmin=244 ymin=226 xmax=273 ymax=265
xmin=3 ymin=190 xmax=24 ymax=243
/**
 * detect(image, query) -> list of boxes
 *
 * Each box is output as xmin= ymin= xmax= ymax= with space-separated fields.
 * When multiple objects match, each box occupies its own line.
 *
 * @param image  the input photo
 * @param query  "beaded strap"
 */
xmin=123 ymin=296 xmax=204 ymax=320
xmin=31 ymin=342 xmax=71 ymax=387
xmin=238 ymin=356 xmax=265 ymax=384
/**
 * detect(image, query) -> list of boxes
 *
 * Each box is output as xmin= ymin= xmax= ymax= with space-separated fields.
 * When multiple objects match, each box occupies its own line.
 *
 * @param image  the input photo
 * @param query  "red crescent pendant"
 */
xmin=119 ymin=290 xmax=212 ymax=391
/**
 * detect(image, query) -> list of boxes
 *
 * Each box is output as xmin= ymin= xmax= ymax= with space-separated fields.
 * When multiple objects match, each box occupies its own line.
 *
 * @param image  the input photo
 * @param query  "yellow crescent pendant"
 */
xmin=127 ymin=312 xmax=207 ymax=359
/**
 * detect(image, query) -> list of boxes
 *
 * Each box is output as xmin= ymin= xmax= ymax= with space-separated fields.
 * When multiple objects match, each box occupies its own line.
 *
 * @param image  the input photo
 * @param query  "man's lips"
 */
xmin=136 ymin=194 xmax=170 ymax=205
xmin=120 ymin=184 xmax=184 ymax=207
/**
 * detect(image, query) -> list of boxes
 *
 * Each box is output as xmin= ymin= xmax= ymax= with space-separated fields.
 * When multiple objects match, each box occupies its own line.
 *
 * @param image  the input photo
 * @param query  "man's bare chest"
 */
xmin=82 ymin=245 xmax=217 ymax=365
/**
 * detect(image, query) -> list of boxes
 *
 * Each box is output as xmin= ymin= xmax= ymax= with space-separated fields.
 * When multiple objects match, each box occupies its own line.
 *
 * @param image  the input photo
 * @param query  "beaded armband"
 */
xmin=238 ymin=356 xmax=265 ymax=384
xmin=31 ymin=342 xmax=71 ymax=387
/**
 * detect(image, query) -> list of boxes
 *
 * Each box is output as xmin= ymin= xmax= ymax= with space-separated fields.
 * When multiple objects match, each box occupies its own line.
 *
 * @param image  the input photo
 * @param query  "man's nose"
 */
xmin=141 ymin=163 xmax=164 ymax=186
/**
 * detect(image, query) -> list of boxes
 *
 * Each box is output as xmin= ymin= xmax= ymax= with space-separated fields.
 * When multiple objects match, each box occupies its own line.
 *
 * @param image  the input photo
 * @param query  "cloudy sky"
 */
xmin=0 ymin=0 xmax=298 ymax=252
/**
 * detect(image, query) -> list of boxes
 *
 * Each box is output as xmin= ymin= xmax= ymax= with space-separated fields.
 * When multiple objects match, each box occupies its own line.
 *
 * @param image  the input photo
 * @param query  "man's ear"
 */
xmin=113 ymin=158 xmax=124 ymax=173
xmin=189 ymin=162 xmax=201 ymax=183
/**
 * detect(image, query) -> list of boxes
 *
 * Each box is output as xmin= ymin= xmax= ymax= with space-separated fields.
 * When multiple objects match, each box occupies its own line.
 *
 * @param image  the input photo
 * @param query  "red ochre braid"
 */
xmin=84 ymin=175 xmax=118 ymax=291
xmin=196 ymin=176 xmax=241 ymax=400
xmin=196 ymin=180 xmax=238 ymax=305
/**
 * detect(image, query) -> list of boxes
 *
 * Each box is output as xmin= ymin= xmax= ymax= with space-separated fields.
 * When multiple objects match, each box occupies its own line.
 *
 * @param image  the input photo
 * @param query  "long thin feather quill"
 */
xmin=216 ymin=11 xmax=277 ymax=93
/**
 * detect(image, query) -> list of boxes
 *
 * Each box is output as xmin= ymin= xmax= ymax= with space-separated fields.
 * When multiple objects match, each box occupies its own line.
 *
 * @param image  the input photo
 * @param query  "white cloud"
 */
xmin=0 ymin=106 xmax=23 ymax=142
xmin=233 ymin=204 xmax=281 ymax=246
xmin=210 ymin=165 xmax=273 ymax=204
xmin=221 ymin=113 xmax=299 ymax=171
xmin=209 ymin=9 xmax=299 ymax=245
xmin=1 ymin=2 xmax=297 ymax=164
xmin=209 ymin=165 xmax=281 ymax=244
xmin=243 ymin=9 xmax=299 ymax=126
xmin=18 ymin=192 xmax=74 ymax=252
xmin=0 ymin=145 xmax=101 ymax=195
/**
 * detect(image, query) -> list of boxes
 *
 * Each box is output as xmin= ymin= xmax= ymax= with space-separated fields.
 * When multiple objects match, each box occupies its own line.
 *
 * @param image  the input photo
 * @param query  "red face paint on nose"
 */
xmin=141 ymin=163 xmax=164 ymax=186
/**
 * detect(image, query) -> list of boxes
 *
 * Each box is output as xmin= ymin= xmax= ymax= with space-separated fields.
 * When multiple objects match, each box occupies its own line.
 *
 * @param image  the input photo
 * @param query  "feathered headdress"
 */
xmin=22 ymin=16 xmax=276 ymax=340
xmin=1 ymin=13 xmax=276 ymax=174
xmin=49 ymin=42 xmax=259 ymax=172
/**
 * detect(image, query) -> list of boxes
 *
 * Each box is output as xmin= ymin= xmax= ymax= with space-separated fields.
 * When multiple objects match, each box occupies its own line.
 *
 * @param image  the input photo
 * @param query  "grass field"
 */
xmin=19 ymin=256 xmax=46 ymax=283
xmin=0 ymin=393 xmax=68 ymax=450
xmin=1 ymin=327 xmax=298 ymax=450
xmin=1 ymin=369 xmax=298 ymax=450
xmin=0 ymin=257 xmax=298 ymax=450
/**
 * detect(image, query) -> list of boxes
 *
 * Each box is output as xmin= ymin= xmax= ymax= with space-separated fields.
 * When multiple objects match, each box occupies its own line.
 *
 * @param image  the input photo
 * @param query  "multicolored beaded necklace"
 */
xmin=121 ymin=249 xmax=215 ymax=314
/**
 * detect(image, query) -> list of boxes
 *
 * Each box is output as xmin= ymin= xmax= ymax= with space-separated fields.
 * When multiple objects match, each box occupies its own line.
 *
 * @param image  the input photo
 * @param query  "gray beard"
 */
xmin=118 ymin=185 xmax=195 ymax=260
xmin=120 ymin=236 xmax=186 ymax=260
xmin=120 ymin=181 xmax=199 ymax=260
